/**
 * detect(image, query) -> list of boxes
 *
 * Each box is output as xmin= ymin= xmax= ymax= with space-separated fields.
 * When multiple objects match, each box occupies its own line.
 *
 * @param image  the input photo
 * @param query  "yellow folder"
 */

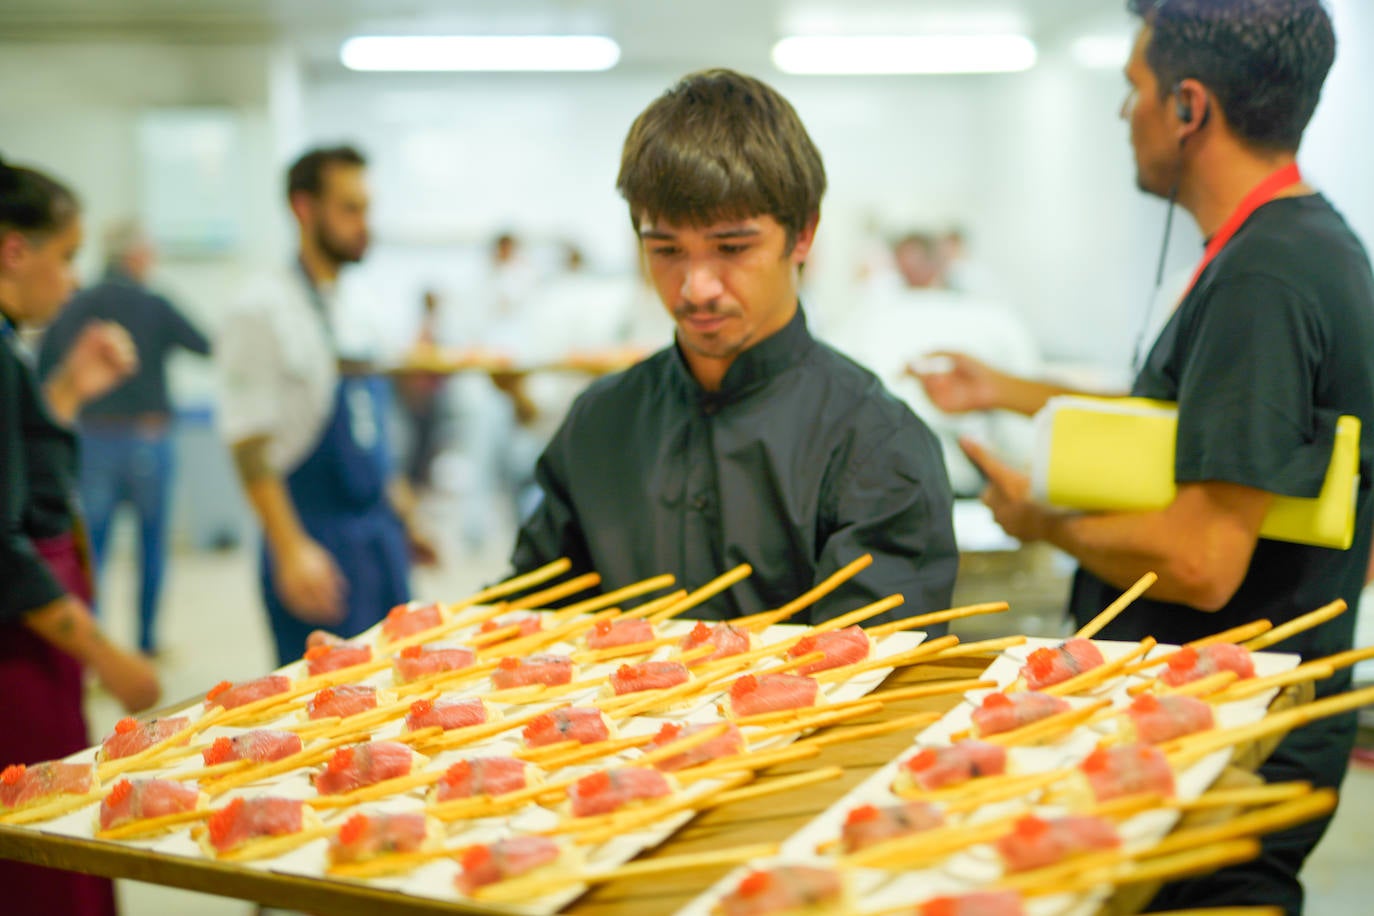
xmin=1030 ymin=396 xmax=1361 ymax=550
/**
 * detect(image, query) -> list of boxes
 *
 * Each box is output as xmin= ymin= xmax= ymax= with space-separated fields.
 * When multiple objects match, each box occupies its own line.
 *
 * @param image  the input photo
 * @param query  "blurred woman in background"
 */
xmin=0 ymin=155 xmax=160 ymax=916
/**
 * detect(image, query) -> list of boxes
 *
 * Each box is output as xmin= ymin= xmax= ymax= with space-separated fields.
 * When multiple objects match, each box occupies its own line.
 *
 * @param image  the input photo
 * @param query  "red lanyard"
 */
xmin=1180 ymin=162 xmax=1303 ymax=302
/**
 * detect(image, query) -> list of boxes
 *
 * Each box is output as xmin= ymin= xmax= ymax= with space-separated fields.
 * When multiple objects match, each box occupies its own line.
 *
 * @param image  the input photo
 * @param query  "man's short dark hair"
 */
xmin=286 ymin=145 xmax=367 ymax=201
xmin=1128 ymin=0 xmax=1335 ymax=152
xmin=617 ymin=69 xmax=827 ymax=250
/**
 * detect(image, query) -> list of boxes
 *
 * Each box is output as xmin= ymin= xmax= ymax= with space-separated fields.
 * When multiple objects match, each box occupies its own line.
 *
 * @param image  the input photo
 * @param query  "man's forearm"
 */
xmin=42 ymin=374 xmax=81 ymax=424
xmin=24 ymin=595 xmax=106 ymax=663
xmin=233 ymin=436 xmax=308 ymax=555
xmin=994 ymin=373 xmax=1094 ymax=417
xmin=1041 ymin=491 xmax=1264 ymax=613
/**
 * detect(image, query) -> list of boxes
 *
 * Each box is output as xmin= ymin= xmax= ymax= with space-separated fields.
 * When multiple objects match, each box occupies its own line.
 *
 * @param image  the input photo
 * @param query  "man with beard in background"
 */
xmin=217 ymin=145 xmax=433 ymax=665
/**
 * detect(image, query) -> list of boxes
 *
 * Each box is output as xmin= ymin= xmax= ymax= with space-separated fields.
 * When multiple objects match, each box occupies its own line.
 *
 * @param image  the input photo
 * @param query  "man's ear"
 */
xmin=790 ymin=214 xmax=820 ymax=265
xmin=0 ymin=230 xmax=29 ymax=273
xmin=288 ymin=191 xmax=314 ymax=226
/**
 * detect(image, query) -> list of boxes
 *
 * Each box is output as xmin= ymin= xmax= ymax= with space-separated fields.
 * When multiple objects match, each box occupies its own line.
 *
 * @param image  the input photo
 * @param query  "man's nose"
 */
xmin=681 ymin=261 xmax=724 ymax=303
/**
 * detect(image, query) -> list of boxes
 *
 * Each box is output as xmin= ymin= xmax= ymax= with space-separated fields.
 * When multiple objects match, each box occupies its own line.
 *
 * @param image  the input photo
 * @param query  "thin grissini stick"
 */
xmin=1242 ymin=599 xmax=1346 ymax=652
xmin=96 ymin=707 xmax=233 ymax=780
xmin=384 ymin=558 xmax=574 ymax=652
xmin=673 ymin=743 xmax=823 ymax=783
xmin=516 ymin=740 xmax=581 ymax=762
xmin=748 ymin=702 xmax=892 ymax=743
xmin=794 ymin=710 xmax=943 ymax=750
xmin=544 ymin=722 xmax=734 ymax=771
xmin=934 ymin=770 xmax=1070 ymax=812
xmin=1141 ymin=789 xmax=1337 ymax=859
xmin=647 ymin=563 xmax=755 ymax=624
xmin=1 ymin=787 xmax=112 ymax=826
xmin=1211 ymin=644 xmax=1374 ymax=703
xmin=574 ymin=632 xmax=685 ymax=665
xmin=506 ymin=571 xmax=602 ymax=612
xmin=1194 ymin=619 xmax=1274 ymax=648
xmin=866 ymin=601 xmax=1010 ymax=638
xmin=725 ymin=679 xmax=992 ymax=727
xmin=532 ymin=733 xmax=658 ymax=769
xmin=919 ymin=635 xmax=1026 ymax=662
xmin=549 ymin=770 xmax=760 ymax=839
xmin=1075 ymin=571 xmax=1158 ymax=639
xmin=734 ymin=700 xmax=884 ymax=731
xmin=428 ymin=730 xmax=728 ymax=819
xmin=613 ymin=588 xmax=690 ymax=623
xmin=167 ymin=760 xmax=253 ymax=784
xmin=450 ymin=558 xmax=574 ymax=614
xmin=476 ymin=607 xmax=619 ymax=660
xmin=571 ymin=767 xmax=845 ymax=846
xmin=203 ymin=734 xmax=360 ymax=797
xmin=813 ymin=639 xmax=963 ymax=684
xmin=1169 ymin=683 xmax=1374 ymax=766
xmin=1201 ymin=662 xmax=1337 ymax=705
xmin=304 ymin=691 xmax=441 ymax=741
xmin=1134 ymin=670 xmax=1238 ymax=698
xmin=218 ymin=823 xmax=340 ymax=863
xmin=96 ymin=806 xmax=218 ymax=840
xmin=733 ymin=554 xmax=875 ymax=630
xmin=813 ymin=594 xmax=905 ymax=633
xmin=951 ymin=697 xmax=1112 ymax=747
xmin=1119 ymin=620 xmax=1275 ymax=680
xmin=996 ymin=836 xmax=1261 ymax=899
xmin=1040 ymin=638 xmax=1158 ymax=697
xmin=414 ymin=703 xmax=574 ymax=756
xmin=391 ymin=659 xmax=504 ymax=698
xmin=545 ymin=574 xmax=677 ymax=624
xmin=473 ymin=843 xmax=782 ymax=903
xmin=1049 ymin=842 xmax=1265 ymax=900
xmin=309 ymin=757 xmax=448 ymax=809
xmin=843 ymin=812 xmax=1018 ymax=869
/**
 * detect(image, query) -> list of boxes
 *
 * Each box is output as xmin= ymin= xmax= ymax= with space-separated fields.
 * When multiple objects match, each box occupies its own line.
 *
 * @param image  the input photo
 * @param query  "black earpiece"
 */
xmin=1175 ymin=92 xmax=1193 ymax=124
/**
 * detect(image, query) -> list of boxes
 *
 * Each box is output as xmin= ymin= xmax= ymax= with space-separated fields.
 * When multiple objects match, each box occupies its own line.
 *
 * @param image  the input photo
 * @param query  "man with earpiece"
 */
xmin=913 ymin=2 xmax=1374 ymax=913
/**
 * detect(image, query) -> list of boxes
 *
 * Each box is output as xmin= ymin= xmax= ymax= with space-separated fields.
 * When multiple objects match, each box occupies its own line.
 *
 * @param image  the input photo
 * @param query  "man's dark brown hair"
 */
xmin=616 ymin=69 xmax=827 ymax=251
xmin=286 ymin=145 xmax=367 ymax=202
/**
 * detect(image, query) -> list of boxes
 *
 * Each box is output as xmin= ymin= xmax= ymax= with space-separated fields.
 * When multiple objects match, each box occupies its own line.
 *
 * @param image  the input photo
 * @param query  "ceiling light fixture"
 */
xmin=771 ymin=34 xmax=1037 ymax=75
xmin=1070 ymin=34 xmax=1133 ymax=70
xmin=340 ymin=35 xmax=621 ymax=72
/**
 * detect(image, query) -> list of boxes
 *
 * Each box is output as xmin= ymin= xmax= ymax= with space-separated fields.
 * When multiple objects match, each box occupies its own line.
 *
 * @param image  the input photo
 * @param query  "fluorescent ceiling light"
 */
xmin=772 ymin=35 xmax=1037 ymax=75
xmin=340 ymin=35 xmax=621 ymax=72
xmin=1071 ymin=34 xmax=1133 ymax=70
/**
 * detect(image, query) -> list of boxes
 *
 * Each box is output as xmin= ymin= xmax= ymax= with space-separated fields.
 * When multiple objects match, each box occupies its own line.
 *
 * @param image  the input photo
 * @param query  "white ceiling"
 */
xmin=0 ymin=0 xmax=1135 ymax=72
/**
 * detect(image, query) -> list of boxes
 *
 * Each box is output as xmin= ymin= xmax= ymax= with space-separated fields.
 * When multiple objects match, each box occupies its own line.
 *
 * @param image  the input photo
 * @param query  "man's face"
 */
xmin=304 ymin=164 xmax=370 ymax=265
xmin=1121 ymin=26 xmax=1178 ymax=199
xmin=639 ymin=213 xmax=815 ymax=367
xmin=3 ymin=218 xmax=83 ymax=325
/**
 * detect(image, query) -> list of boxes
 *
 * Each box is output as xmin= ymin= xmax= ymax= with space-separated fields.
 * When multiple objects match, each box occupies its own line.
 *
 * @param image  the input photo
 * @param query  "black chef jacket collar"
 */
xmin=670 ymin=305 xmax=814 ymax=410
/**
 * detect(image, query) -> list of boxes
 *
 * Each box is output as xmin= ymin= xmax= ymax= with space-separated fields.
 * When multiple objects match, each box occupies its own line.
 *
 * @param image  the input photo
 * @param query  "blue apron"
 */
xmin=258 ymin=265 xmax=410 ymax=665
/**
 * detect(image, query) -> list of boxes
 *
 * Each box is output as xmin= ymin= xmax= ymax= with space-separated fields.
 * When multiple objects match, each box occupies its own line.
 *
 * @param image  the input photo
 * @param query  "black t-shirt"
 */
xmin=1069 ymin=195 xmax=1374 ymax=699
xmin=0 ymin=315 xmax=73 ymax=621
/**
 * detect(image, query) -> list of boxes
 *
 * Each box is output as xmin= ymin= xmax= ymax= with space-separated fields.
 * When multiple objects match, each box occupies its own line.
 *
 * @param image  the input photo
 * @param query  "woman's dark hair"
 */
xmin=617 ymin=69 xmax=827 ymax=253
xmin=1128 ymin=0 xmax=1335 ymax=152
xmin=0 ymin=155 xmax=80 ymax=238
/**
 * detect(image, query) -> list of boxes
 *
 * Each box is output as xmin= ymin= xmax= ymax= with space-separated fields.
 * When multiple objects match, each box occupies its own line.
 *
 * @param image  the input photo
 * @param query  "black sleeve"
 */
xmin=0 ymin=349 xmax=67 ymax=622
xmin=1175 ymin=272 xmax=1332 ymax=496
xmin=812 ymin=414 xmax=959 ymax=631
xmin=159 ymin=296 xmax=211 ymax=356
xmin=509 ymin=413 xmax=596 ymax=579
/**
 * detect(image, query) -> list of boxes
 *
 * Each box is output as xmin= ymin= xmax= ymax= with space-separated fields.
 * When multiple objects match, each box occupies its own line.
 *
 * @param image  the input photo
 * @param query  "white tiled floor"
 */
xmin=70 ymin=528 xmax=1374 ymax=915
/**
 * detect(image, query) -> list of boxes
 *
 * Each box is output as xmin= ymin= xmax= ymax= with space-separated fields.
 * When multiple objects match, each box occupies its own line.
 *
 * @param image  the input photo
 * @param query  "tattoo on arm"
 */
xmin=232 ymin=435 xmax=275 ymax=484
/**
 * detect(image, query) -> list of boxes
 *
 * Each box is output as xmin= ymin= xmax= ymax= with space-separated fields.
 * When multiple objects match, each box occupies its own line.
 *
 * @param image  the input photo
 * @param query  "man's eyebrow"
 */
xmin=707 ymin=227 xmax=762 ymax=240
xmin=639 ymin=228 xmax=677 ymax=240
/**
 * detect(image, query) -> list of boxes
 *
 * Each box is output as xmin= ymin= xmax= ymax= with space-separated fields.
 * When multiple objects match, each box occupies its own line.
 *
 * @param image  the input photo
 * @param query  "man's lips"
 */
xmin=680 ymin=312 xmax=732 ymax=334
